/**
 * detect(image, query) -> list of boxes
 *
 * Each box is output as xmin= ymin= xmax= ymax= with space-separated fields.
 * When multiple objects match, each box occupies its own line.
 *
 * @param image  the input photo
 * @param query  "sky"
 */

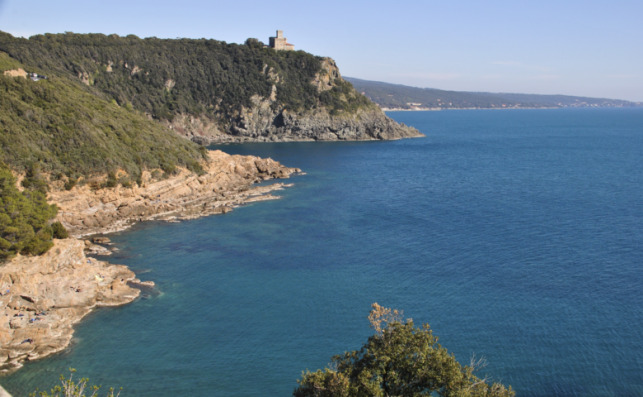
xmin=1 ymin=0 xmax=642 ymax=102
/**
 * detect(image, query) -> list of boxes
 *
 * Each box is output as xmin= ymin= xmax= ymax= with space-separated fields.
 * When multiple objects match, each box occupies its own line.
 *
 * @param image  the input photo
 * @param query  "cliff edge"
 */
xmin=51 ymin=150 xmax=300 ymax=237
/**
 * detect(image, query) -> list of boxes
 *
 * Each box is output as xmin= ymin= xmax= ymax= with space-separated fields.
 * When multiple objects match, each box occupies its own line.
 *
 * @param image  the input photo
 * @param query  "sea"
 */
xmin=2 ymin=108 xmax=642 ymax=396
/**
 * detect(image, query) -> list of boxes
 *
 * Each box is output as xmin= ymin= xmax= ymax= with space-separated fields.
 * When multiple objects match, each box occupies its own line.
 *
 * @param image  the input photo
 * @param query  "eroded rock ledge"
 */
xmin=51 ymin=149 xmax=301 ymax=237
xmin=0 ymin=149 xmax=299 ymax=373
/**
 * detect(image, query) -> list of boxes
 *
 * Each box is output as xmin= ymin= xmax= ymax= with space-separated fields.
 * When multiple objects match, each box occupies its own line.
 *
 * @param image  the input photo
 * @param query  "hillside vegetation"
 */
xmin=0 ymin=162 xmax=68 ymax=261
xmin=346 ymin=77 xmax=642 ymax=109
xmin=1 ymin=48 xmax=208 ymax=260
xmin=0 ymin=51 xmax=207 ymax=181
xmin=0 ymin=32 xmax=374 ymax=130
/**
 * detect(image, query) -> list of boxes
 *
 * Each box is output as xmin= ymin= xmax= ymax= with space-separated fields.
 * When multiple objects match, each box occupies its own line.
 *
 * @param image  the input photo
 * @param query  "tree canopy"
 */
xmin=294 ymin=303 xmax=514 ymax=397
xmin=30 ymin=368 xmax=120 ymax=397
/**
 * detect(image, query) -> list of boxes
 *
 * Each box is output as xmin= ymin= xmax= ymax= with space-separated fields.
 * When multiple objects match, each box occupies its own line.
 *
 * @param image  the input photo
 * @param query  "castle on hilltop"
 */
xmin=269 ymin=30 xmax=294 ymax=51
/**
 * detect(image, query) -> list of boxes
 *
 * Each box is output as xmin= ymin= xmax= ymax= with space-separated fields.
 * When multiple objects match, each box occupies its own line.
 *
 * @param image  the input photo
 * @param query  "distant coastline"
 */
xmin=347 ymin=77 xmax=642 ymax=111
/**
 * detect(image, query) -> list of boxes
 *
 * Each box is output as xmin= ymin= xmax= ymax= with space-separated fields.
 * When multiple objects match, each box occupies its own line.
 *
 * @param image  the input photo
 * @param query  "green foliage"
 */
xmin=320 ymin=78 xmax=373 ymax=115
xmin=0 ymin=163 xmax=61 ymax=261
xmin=51 ymin=221 xmax=68 ymax=239
xmin=22 ymin=162 xmax=49 ymax=193
xmin=0 ymin=51 xmax=23 ymax=71
xmin=30 ymin=368 xmax=121 ymax=397
xmin=294 ymin=304 xmax=514 ymax=397
xmin=0 ymin=60 xmax=205 ymax=179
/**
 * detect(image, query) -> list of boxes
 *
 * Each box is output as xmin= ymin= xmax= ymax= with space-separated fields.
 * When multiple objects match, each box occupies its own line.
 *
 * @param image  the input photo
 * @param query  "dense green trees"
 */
xmin=0 ymin=163 xmax=65 ymax=261
xmin=0 ymin=31 xmax=375 ymax=180
xmin=294 ymin=304 xmax=514 ymax=397
xmin=0 ymin=52 xmax=207 ymax=179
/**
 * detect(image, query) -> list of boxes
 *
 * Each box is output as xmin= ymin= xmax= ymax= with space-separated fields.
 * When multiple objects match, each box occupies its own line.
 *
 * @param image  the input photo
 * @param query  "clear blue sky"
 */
xmin=1 ymin=0 xmax=642 ymax=101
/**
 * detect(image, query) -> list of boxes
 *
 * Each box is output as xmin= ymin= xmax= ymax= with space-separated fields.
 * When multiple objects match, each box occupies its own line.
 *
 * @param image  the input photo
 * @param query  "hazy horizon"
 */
xmin=344 ymin=76 xmax=642 ymax=103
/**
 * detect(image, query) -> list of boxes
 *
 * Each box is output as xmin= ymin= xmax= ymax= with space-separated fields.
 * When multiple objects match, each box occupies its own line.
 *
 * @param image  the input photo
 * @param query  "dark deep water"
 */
xmin=4 ymin=108 xmax=642 ymax=396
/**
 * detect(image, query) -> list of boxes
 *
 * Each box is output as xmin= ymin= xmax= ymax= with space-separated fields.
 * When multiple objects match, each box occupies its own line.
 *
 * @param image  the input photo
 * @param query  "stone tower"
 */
xmin=269 ymin=30 xmax=294 ymax=51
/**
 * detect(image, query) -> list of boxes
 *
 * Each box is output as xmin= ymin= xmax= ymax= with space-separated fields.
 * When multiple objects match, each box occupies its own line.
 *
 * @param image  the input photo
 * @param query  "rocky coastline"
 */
xmin=50 ymin=150 xmax=300 ymax=237
xmin=0 ymin=149 xmax=300 ymax=373
xmin=0 ymin=239 xmax=141 ymax=372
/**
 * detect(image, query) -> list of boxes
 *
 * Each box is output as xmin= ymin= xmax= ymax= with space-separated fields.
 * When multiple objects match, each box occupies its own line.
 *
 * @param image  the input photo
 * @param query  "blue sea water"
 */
xmin=3 ymin=108 xmax=642 ymax=396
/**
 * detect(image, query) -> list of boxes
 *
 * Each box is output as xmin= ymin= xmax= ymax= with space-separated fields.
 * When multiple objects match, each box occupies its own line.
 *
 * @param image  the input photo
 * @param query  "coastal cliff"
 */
xmin=168 ymin=98 xmax=419 ymax=143
xmin=165 ymin=59 xmax=422 ymax=143
xmin=0 ymin=32 xmax=422 ymax=144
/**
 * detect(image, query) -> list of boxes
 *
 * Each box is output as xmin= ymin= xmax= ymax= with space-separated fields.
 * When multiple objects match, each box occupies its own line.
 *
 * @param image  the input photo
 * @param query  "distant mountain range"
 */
xmin=345 ymin=77 xmax=642 ymax=110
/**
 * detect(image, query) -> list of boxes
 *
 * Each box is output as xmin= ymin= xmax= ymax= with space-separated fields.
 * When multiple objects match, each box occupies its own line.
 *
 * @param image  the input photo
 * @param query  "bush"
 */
xmin=64 ymin=178 xmax=77 ymax=191
xmin=294 ymin=304 xmax=514 ymax=397
xmin=51 ymin=221 xmax=68 ymax=239
xmin=30 ymin=368 xmax=121 ymax=397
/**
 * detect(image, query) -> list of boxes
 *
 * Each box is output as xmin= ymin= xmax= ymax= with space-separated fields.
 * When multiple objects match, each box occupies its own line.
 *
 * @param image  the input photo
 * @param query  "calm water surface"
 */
xmin=3 ymin=108 xmax=642 ymax=396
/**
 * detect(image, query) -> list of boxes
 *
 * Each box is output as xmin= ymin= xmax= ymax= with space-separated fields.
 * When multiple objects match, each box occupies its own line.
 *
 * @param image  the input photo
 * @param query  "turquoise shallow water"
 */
xmin=3 ymin=108 xmax=642 ymax=396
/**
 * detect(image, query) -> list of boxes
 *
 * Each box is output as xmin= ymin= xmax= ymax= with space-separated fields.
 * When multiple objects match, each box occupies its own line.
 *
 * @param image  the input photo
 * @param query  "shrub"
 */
xmin=294 ymin=304 xmax=514 ymax=397
xmin=30 ymin=368 xmax=121 ymax=397
xmin=51 ymin=221 xmax=68 ymax=239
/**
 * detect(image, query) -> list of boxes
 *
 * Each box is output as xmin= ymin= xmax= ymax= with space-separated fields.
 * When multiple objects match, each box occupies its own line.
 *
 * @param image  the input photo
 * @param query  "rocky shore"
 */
xmin=169 ymin=106 xmax=424 ymax=144
xmin=0 ymin=149 xmax=299 ymax=373
xmin=51 ymin=150 xmax=300 ymax=237
xmin=0 ymin=239 xmax=141 ymax=372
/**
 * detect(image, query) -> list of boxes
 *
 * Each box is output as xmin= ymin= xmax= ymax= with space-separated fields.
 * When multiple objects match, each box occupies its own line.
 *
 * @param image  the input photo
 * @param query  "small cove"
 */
xmin=3 ymin=108 xmax=642 ymax=396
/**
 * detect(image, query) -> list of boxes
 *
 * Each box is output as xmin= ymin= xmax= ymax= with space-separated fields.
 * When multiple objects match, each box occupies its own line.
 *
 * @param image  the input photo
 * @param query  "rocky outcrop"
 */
xmin=168 ymin=106 xmax=421 ymax=144
xmin=0 ymin=239 xmax=142 ymax=372
xmin=165 ymin=59 xmax=423 ymax=144
xmin=2 ymin=69 xmax=27 ymax=79
xmin=50 ymin=150 xmax=301 ymax=237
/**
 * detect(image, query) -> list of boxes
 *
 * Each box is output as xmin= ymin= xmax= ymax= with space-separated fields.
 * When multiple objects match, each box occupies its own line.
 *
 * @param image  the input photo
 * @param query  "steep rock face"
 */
xmin=170 ymin=98 xmax=422 ymax=144
xmin=0 ymin=239 xmax=142 ymax=371
xmin=166 ymin=59 xmax=423 ymax=144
